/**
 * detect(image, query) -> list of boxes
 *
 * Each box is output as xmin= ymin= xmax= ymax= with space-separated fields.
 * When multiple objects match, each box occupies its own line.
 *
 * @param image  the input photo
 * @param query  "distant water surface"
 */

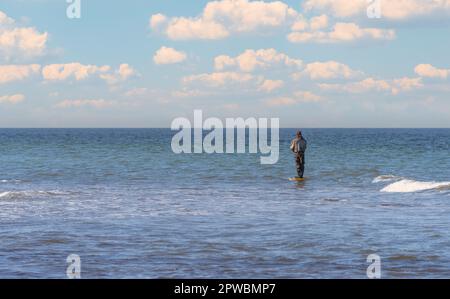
xmin=0 ymin=129 xmax=449 ymax=278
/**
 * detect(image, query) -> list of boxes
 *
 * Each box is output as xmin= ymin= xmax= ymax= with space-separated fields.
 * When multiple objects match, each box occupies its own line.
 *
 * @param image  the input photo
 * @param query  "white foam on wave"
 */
xmin=373 ymin=175 xmax=402 ymax=183
xmin=0 ymin=190 xmax=70 ymax=200
xmin=381 ymin=179 xmax=450 ymax=193
xmin=0 ymin=191 xmax=11 ymax=198
xmin=1 ymin=179 xmax=22 ymax=183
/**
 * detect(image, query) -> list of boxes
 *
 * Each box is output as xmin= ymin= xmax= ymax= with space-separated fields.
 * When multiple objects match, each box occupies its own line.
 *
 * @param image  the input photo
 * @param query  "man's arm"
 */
xmin=290 ymin=140 xmax=296 ymax=152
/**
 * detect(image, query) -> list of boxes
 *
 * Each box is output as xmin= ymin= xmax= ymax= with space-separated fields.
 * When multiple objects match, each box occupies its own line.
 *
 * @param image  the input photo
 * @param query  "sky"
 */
xmin=0 ymin=0 xmax=449 ymax=128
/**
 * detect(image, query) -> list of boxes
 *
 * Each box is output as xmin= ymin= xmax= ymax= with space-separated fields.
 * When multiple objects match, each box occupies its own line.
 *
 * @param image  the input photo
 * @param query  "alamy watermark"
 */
xmin=66 ymin=254 xmax=81 ymax=279
xmin=366 ymin=254 xmax=381 ymax=279
xmin=66 ymin=0 xmax=81 ymax=19
xmin=367 ymin=0 xmax=382 ymax=19
xmin=171 ymin=110 xmax=280 ymax=165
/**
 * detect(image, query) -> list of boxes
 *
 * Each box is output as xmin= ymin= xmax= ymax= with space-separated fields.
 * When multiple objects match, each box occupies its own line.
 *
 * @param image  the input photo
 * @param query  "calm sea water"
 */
xmin=0 ymin=129 xmax=449 ymax=278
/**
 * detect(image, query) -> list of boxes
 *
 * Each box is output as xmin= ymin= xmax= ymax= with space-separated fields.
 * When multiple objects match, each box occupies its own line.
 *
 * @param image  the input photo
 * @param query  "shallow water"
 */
xmin=0 ymin=128 xmax=449 ymax=278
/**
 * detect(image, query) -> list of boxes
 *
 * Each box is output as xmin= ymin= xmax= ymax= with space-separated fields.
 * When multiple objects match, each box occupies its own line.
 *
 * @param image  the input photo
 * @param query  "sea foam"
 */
xmin=372 ymin=175 xmax=402 ymax=183
xmin=381 ymin=179 xmax=450 ymax=193
xmin=0 ymin=190 xmax=69 ymax=199
xmin=0 ymin=192 xmax=11 ymax=198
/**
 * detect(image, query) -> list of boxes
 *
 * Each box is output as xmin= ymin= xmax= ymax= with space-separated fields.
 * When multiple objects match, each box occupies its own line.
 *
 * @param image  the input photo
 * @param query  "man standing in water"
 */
xmin=291 ymin=131 xmax=307 ymax=178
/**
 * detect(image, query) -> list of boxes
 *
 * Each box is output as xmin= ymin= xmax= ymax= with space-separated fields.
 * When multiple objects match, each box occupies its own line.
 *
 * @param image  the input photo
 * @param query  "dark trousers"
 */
xmin=295 ymin=152 xmax=305 ymax=178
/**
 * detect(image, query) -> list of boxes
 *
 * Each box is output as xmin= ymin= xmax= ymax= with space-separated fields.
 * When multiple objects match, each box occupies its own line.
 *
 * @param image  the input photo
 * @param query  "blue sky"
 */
xmin=0 ymin=0 xmax=449 ymax=127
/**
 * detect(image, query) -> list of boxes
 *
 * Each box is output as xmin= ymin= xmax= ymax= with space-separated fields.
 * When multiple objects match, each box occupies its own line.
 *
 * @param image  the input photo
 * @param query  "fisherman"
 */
xmin=290 ymin=131 xmax=307 ymax=178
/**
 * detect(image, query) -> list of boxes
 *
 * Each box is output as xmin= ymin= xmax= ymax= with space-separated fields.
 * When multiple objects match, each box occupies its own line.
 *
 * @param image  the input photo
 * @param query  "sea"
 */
xmin=0 ymin=128 xmax=449 ymax=278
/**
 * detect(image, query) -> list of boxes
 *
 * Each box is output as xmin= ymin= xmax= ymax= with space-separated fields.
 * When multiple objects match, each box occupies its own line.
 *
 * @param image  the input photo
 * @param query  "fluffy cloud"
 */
xmin=303 ymin=0 xmax=367 ymax=18
xmin=42 ymin=63 xmax=110 ymax=81
xmin=0 ymin=93 xmax=25 ymax=104
xmin=0 ymin=11 xmax=14 ymax=25
xmin=0 ymin=11 xmax=48 ymax=60
xmin=299 ymin=61 xmax=362 ymax=80
xmin=303 ymin=0 xmax=450 ymax=20
xmin=288 ymin=22 xmax=395 ymax=43
xmin=182 ymin=71 xmax=255 ymax=87
xmin=214 ymin=48 xmax=302 ymax=72
xmin=42 ymin=63 xmax=135 ymax=84
xmin=150 ymin=13 xmax=167 ymax=30
xmin=319 ymin=77 xmax=423 ymax=94
xmin=266 ymin=91 xmax=322 ymax=106
xmin=150 ymin=0 xmax=399 ymax=44
xmin=259 ymin=79 xmax=284 ymax=92
xmin=310 ymin=14 xmax=329 ymax=31
xmin=391 ymin=77 xmax=423 ymax=94
xmin=56 ymin=99 xmax=112 ymax=108
xmin=99 ymin=64 xmax=136 ymax=85
xmin=153 ymin=46 xmax=187 ymax=65
xmin=164 ymin=17 xmax=229 ymax=40
xmin=202 ymin=0 xmax=297 ymax=31
xmin=150 ymin=0 xmax=298 ymax=40
xmin=0 ymin=64 xmax=41 ymax=84
xmin=415 ymin=64 xmax=449 ymax=79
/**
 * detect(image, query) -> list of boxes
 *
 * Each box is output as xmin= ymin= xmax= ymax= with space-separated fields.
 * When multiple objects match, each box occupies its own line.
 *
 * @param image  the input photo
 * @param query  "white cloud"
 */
xmin=202 ymin=0 xmax=297 ymax=31
xmin=0 ymin=64 xmax=41 ymax=84
xmin=150 ymin=0 xmax=399 ymax=44
xmin=291 ymin=18 xmax=309 ymax=31
xmin=0 ymin=93 xmax=25 ymax=104
xmin=0 ymin=11 xmax=48 ymax=60
xmin=310 ymin=14 xmax=329 ymax=31
xmin=303 ymin=0 xmax=367 ymax=18
xmin=259 ymin=79 xmax=284 ymax=92
xmin=301 ymin=61 xmax=363 ymax=80
xmin=319 ymin=78 xmax=390 ymax=93
xmin=303 ymin=0 xmax=450 ymax=20
xmin=288 ymin=22 xmax=395 ymax=43
xmin=319 ymin=77 xmax=423 ymax=94
xmin=150 ymin=13 xmax=167 ymax=30
xmin=153 ymin=46 xmax=187 ymax=65
xmin=0 ymin=11 xmax=14 ymax=25
xmin=56 ymin=99 xmax=112 ymax=108
xmin=391 ymin=77 xmax=423 ymax=94
xmin=214 ymin=48 xmax=302 ymax=72
xmin=100 ymin=64 xmax=136 ymax=85
xmin=42 ymin=63 xmax=135 ymax=84
xmin=329 ymin=23 xmax=395 ymax=41
xmin=182 ymin=71 xmax=254 ymax=87
xmin=415 ymin=64 xmax=449 ymax=79
xmin=150 ymin=0 xmax=298 ymax=40
xmin=42 ymin=63 xmax=110 ymax=81
xmin=165 ymin=17 xmax=229 ymax=40
xmin=117 ymin=64 xmax=135 ymax=80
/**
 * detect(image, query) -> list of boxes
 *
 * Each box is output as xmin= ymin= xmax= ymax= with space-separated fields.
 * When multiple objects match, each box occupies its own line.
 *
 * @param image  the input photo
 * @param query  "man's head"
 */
xmin=296 ymin=131 xmax=302 ymax=138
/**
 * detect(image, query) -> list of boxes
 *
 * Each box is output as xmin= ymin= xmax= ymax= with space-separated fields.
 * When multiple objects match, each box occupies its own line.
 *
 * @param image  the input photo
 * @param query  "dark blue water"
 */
xmin=0 ymin=129 xmax=449 ymax=278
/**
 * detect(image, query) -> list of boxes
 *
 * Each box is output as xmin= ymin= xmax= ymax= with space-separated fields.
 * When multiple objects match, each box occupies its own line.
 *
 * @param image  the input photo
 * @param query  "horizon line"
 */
xmin=0 ymin=127 xmax=449 ymax=130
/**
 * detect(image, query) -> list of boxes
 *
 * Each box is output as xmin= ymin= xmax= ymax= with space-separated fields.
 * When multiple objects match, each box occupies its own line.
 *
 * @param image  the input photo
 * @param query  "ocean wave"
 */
xmin=372 ymin=175 xmax=402 ymax=183
xmin=1 ymin=179 xmax=21 ymax=183
xmin=0 ymin=190 xmax=70 ymax=200
xmin=381 ymin=179 xmax=450 ymax=193
xmin=0 ymin=192 xmax=11 ymax=198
